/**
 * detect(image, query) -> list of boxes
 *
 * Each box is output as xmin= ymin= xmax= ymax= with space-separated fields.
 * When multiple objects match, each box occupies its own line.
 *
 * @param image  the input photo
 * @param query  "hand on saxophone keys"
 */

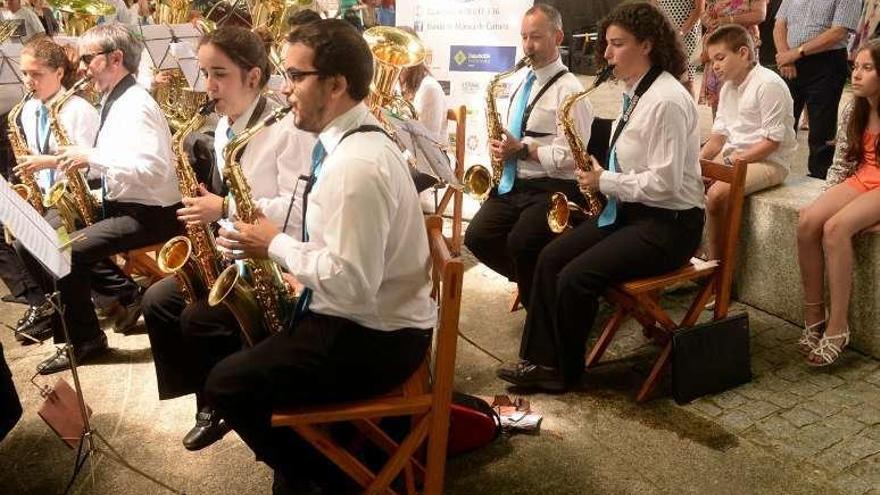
xmin=14 ymin=154 xmax=58 ymax=175
xmin=55 ymin=145 xmax=92 ymax=173
xmin=489 ymin=129 xmax=523 ymax=161
xmin=575 ymin=155 xmax=604 ymax=196
xmin=178 ymin=184 xmax=224 ymax=224
xmin=216 ymin=211 xmax=280 ymax=260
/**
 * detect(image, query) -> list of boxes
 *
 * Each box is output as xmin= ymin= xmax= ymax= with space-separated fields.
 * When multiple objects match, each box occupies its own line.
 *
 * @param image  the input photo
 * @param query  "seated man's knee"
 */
xmin=706 ymin=182 xmax=730 ymax=216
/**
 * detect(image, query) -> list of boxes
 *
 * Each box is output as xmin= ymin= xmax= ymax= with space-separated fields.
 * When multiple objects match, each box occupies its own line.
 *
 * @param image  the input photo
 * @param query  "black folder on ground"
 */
xmin=671 ymin=312 xmax=751 ymax=404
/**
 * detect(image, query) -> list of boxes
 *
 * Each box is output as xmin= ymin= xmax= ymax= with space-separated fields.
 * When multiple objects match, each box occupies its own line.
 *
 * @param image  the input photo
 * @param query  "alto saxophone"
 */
xmin=44 ymin=77 xmax=100 ymax=232
xmin=207 ymin=106 xmax=297 ymax=346
xmin=8 ymin=91 xmax=44 ymax=213
xmin=157 ymin=93 xmax=222 ymax=303
xmin=547 ymin=65 xmax=615 ymax=234
xmin=463 ymin=56 xmax=531 ymax=202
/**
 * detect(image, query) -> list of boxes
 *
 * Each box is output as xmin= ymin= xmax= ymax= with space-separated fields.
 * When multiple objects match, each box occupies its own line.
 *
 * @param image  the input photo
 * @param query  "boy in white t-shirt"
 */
xmin=700 ymin=23 xmax=797 ymax=261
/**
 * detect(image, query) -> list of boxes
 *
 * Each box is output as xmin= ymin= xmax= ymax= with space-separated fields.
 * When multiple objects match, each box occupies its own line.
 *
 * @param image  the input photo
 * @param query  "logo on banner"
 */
xmin=449 ymin=45 xmax=516 ymax=72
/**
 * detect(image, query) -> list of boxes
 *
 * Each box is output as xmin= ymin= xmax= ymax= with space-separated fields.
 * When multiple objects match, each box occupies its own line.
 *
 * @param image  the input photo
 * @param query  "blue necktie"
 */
xmin=293 ymin=139 xmax=327 ymax=321
xmin=498 ymin=70 xmax=536 ymax=195
xmin=598 ymin=93 xmax=632 ymax=228
xmin=36 ymin=105 xmax=53 ymax=189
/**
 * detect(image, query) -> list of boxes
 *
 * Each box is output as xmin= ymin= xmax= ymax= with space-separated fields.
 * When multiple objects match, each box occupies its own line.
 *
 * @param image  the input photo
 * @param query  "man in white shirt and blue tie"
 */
xmin=464 ymin=4 xmax=593 ymax=305
xmin=198 ymin=19 xmax=436 ymax=493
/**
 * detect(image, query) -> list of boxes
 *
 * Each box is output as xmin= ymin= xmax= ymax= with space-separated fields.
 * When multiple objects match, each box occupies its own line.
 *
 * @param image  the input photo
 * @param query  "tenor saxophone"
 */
xmin=157 ymin=93 xmax=222 ymax=304
xmin=8 ymin=91 xmax=44 ymax=213
xmin=547 ymin=65 xmax=615 ymax=234
xmin=207 ymin=106 xmax=297 ymax=346
xmin=463 ymin=56 xmax=531 ymax=202
xmin=44 ymin=77 xmax=100 ymax=232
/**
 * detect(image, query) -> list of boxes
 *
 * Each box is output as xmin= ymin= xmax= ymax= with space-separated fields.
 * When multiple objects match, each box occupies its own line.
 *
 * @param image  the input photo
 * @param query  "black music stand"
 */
xmin=0 ymin=176 xmax=184 ymax=494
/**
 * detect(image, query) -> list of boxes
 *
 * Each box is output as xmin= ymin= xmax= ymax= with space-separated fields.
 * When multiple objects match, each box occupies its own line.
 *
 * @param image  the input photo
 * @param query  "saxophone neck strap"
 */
xmin=608 ymin=65 xmax=663 ymax=153
xmin=507 ymin=68 xmax=568 ymax=137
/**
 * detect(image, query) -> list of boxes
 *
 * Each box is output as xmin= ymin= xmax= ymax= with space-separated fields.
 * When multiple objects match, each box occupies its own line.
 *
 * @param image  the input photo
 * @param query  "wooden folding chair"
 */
xmin=271 ymin=215 xmax=464 ymax=494
xmin=434 ymin=105 xmax=466 ymax=255
xmin=118 ymin=242 xmax=165 ymax=287
xmin=585 ymin=159 xmax=748 ymax=402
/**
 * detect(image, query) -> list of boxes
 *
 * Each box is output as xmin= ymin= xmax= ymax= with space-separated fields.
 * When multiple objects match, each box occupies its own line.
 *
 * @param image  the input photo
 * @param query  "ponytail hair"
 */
xmin=22 ymin=35 xmax=77 ymax=88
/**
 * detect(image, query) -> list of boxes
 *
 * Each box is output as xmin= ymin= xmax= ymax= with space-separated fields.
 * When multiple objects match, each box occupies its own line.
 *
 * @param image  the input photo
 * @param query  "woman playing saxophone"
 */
xmin=14 ymin=37 xmax=99 ymax=208
xmin=142 ymin=25 xmax=314 ymax=453
xmin=7 ymin=37 xmax=99 ymax=345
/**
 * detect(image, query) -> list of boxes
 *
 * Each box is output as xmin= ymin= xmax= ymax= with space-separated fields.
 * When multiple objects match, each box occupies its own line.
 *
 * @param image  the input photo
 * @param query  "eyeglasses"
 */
xmin=80 ymin=49 xmax=114 ymax=66
xmin=284 ymin=68 xmax=322 ymax=84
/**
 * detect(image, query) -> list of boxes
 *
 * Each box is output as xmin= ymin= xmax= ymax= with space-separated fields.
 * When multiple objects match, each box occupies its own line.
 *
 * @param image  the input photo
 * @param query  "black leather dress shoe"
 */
xmin=15 ymin=301 xmax=55 ymax=335
xmin=113 ymin=296 xmax=143 ymax=334
xmin=15 ymin=319 xmax=53 ymax=345
xmin=37 ymin=333 xmax=108 ymax=375
xmin=496 ymin=360 xmax=567 ymax=392
xmin=182 ymin=407 xmax=231 ymax=451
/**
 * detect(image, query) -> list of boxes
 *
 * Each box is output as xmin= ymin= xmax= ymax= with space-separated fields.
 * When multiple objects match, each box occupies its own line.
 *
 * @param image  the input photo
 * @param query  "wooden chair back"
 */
xmin=699 ymin=158 xmax=747 ymax=319
xmin=434 ymin=106 xmax=466 ymax=255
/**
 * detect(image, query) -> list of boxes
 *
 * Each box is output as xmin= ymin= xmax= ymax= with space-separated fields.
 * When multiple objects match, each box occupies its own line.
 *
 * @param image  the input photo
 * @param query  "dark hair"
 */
xmin=285 ymin=19 xmax=373 ymax=101
xmin=199 ymin=26 xmax=270 ymax=88
xmin=288 ymin=8 xmax=322 ymax=29
xmin=705 ymin=23 xmax=756 ymax=59
xmin=22 ymin=35 xmax=77 ymax=88
xmin=846 ymin=39 xmax=880 ymax=164
xmin=595 ymin=1 xmax=688 ymax=80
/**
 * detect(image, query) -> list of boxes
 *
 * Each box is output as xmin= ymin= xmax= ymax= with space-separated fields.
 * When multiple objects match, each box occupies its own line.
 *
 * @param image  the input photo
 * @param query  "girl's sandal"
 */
xmin=807 ymin=329 xmax=851 ymax=367
xmin=798 ymin=319 xmax=825 ymax=356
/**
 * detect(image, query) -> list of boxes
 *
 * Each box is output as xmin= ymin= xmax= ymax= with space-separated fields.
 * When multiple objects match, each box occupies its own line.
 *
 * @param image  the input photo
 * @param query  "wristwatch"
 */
xmin=515 ymin=142 xmax=530 ymax=160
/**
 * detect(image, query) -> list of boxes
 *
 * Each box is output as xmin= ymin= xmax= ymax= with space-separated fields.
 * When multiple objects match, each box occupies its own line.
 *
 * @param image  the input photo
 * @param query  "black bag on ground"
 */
xmin=672 ymin=312 xmax=751 ymax=404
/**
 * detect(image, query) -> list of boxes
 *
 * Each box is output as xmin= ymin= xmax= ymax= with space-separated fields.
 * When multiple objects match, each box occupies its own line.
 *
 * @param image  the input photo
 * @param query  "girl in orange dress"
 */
xmin=797 ymin=39 xmax=880 ymax=366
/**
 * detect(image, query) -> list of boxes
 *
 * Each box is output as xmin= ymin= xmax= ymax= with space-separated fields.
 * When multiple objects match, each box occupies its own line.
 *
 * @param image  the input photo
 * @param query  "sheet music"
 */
xmin=0 ymin=42 xmax=25 ymax=115
xmin=0 ymin=176 xmax=70 ymax=278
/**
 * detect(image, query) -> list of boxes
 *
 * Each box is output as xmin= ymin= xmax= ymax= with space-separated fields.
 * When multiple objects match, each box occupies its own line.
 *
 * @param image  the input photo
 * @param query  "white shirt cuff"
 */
xmin=268 ymin=233 xmax=299 ymax=270
xmin=598 ymin=170 xmax=618 ymax=197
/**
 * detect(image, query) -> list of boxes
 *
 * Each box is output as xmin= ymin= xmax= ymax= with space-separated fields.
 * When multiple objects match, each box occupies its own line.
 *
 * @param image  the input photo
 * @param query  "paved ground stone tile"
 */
xmin=739 ymin=400 xmax=782 ymax=421
xmin=755 ymin=415 xmax=798 ymax=440
xmin=832 ymin=473 xmax=872 ymax=495
xmin=766 ymin=391 xmax=802 ymax=409
xmin=814 ymin=389 xmax=865 ymax=408
xmin=781 ymin=406 xmax=823 ymax=428
xmin=776 ymin=365 xmax=812 ymax=382
xmin=847 ymin=455 xmax=880 ymax=485
xmin=845 ymin=406 xmax=880 ymax=427
xmin=718 ymin=409 xmax=754 ymax=432
xmin=792 ymin=424 xmax=848 ymax=455
xmin=863 ymin=369 xmax=880 ymax=386
xmin=813 ymin=448 xmax=861 ymax=474
xmin=710 ymin=390 xmax=747 ymax=409
xmin=824 ymin=414 xmax=868 ymax=437
xmin=689 ymin=399 xmax=722 ymax=417
xmin=803 ymin=399 xmax=846 ymax=418
xmin=840 ymin=436 xmax=880 ymax=460
xmin=806 ymin=372 xmax=846 ymax=389
xmin=788 ymin=380 xmax=825 ymax=398
xmin=867 ymin=425 xmax=880 ymax=442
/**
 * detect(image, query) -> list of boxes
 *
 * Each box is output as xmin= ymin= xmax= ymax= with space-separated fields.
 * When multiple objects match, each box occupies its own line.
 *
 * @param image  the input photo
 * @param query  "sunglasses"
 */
xmin=80 ymin=49 xmax=114 ymax=66
xmin=284 ymin=68 xmax=322 ymax=84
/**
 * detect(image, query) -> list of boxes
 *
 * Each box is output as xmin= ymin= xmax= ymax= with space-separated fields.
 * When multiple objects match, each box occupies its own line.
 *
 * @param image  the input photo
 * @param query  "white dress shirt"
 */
xmin=214 ymin=96 xmax=314 ymax=237
xmin=712 ymin=64 xmax=797 ymax=170
xmin=599 ymin=70 xmax=704 ymax=210
xmin=2 ymin=6 xmax=45 ymax=41
xmin=268 ymin=102 xmax=437 ymax=332
xmin=413 ymin=75 xmax=448 ymax=146
xmin=21 ymin=93 xmax=99 ymax=192
xmin=504 ymin=55 xmax=593 ymax=180
xmin=87 ymin=80 xmax=180 ymax=207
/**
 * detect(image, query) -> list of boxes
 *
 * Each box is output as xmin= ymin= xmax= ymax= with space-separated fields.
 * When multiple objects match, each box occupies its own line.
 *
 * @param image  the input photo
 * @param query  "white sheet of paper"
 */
xmin=0 ymin=176 xmax=70 ymax=278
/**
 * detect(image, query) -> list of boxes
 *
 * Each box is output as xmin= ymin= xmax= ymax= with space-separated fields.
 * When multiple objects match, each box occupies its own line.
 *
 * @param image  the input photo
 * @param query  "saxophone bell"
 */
xmin=463 ymin=165 xmax=493 ymax=202
xmin=547 ymin=192 xmax=590 ymax=234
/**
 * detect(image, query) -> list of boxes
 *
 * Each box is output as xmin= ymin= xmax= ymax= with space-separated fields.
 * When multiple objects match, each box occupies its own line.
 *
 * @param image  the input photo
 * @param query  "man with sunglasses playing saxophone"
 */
xmin=464 ymin=4 xmax=593 ymax=306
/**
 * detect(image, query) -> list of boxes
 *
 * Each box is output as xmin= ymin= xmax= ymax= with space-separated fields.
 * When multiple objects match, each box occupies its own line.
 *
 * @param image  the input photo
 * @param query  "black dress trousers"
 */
xmin=464 ymin=177 xmax=584 ymax=302
xmin=520 ymin=203 xmax=704 ymax=383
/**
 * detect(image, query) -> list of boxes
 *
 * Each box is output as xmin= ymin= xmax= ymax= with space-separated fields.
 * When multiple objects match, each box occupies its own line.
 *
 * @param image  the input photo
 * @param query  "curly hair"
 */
xmin=595 ymin=1 xmax=688 ymax=80
xmin=845 ymin=38 xmax=880 ymax=164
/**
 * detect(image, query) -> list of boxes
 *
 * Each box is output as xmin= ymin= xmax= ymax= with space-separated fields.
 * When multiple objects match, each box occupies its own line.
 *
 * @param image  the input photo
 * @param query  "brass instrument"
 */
xmin=153 ymin=0 xmax=191 ymax=24
xmin=8 ymin=91 xmax=44 ymax=214
xmin=155 ymin=69 xmax=205 ymax=132
xmin=547 ymin=65 xmax=615 ymax=234
xmin=207 ymin=106 xmax=296 ymax=346
xmin=44 ymin=77 xmax=100 ymax=232
xmin=463 ymin=56 xmax=531 ymax=202
xmin=364 ymin=26 xmax=426 ymax=120
xmin=157 ymin=95 xmax=221 ymax=304
xmin=48 ymin=0 xmax=115 ymax=36
xmin=0 ymin=20 xmax=20 ymax=43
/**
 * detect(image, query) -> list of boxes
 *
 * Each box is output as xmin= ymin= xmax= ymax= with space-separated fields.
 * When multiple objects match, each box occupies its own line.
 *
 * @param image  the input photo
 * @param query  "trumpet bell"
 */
xmin=463 ymin=165 xmax=492 ymax=202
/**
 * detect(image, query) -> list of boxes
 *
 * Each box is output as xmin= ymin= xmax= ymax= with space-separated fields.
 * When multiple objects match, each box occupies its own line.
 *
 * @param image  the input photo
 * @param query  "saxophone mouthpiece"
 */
xmin=200 ymin=99 xmax=218 ymax=116
xmin=593 ymin=65 xmax=615 ymax=88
